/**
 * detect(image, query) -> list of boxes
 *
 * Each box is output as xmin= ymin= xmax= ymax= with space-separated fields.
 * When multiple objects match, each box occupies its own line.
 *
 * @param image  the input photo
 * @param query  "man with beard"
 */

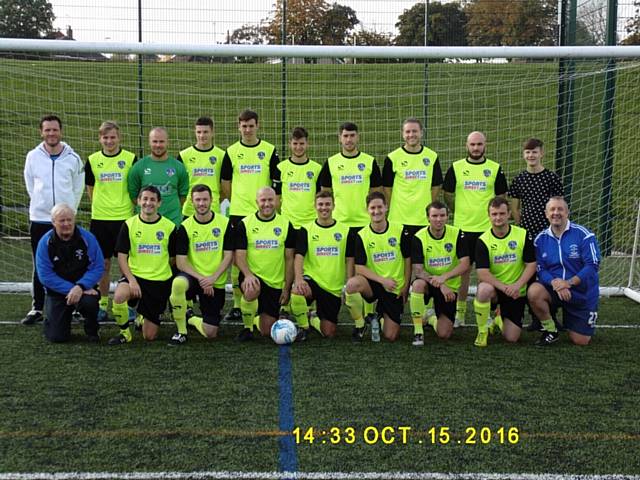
xmin=443 ymin=131 xmax=508 ymax=327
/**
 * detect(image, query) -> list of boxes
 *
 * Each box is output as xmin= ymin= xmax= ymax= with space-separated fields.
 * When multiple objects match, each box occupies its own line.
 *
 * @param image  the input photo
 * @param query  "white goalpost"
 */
xmin=1 ymin=40 xmax=640 ymax=302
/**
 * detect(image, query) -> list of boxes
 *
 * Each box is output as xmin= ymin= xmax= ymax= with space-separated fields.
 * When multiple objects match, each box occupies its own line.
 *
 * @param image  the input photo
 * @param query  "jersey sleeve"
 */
xmin=456 ymin=230 xmax=469 ymax=259
xmin=494 ymin=166 xmax=508 ymax=195
xmin=127 ymin=162 xmax=142 ymax=201
xmin=400 ymin=229 xmax=412 ymax=258
xmin=176 ymin=153 xmax=184 ymax=163
xmin=411 ymin=236 xmax=425 ymax=264
xmin=220 ymin=152 xmax=232 ymax=181
xmin=168 ymin=228 xmax=177 ymax=257
xmin=345 ymin=229 xmax=356 ymax=258
xmin=382 ymin=157 xmax=394 ymax=188
xmin=318 ymin=161 xmax=332 ymax=188
xmin=177 ymin=162 xmax=190 ymax=197
xmin=369 ymin=159 xmax=382 ymax=188
xmin=442 ymin=166 xmax=456 ymax=193
xmin=550 ymin=171 xmax=565 ymax=197
xmin=295 ymin=227 xmax=309 ymax=256
xmin=270 ymin=150 xmax=282 ymax=195
xmin=508 ymin=174 xmax=522 ymax=199
xmin=175 ymin=225 xmax=189 ymax=256
xmin=475 ymin=239 xmax=490 ymax=269
xmin=115 ymin=222 xmax=131 ymax=254
xmin=431 ymin=158 xmax=443 ymax=187
xmin=222 ymin=222 xmax=234 ymax=250
xmin=85 ymin=159 xmax=95 ymax=186
xmin=523 ymin=233 xmax=535 ymax=263
xmin=234 ymin=220 xmax=248 ymax=250
xmin=354 ymin=234 xmax=367 ymax=266
xmin=284 ymin=221 xmax=296 ymax=248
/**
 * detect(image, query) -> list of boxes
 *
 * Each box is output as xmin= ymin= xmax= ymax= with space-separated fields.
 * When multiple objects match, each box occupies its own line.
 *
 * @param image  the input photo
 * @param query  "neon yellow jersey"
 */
xmin=124 ymin=214 xmax=175 ymax=281
xmin=278 ymin=158 xmax=322 ymax=229
xmin=301 ymin=220 xmax=350 ymax=297
xmin=413 ymin=225 xmax=463 ymax=292
xmin=180 ymin=213 xmax=230 ymax=287
xmin=452 ymin=158 xmax=501 ymax=232
xmin=179 ymin=145 xmax=225 ymax=216
xmin=328 ymin=152 xmax=376 ymax=228
xmin=387 ymin=146 xmax=438 ymax=226
xmin=227 ymin=140 xmax=276 ymax=217
xmin=242 ymin=213 xmax=291 ymax=289
xmin=88 ymin=149 xmax=136 ymax=220
xmin=357 ymin=222 xmax=406 ymax=295
xmin=478 ymin=225 xmax=528 ymax=296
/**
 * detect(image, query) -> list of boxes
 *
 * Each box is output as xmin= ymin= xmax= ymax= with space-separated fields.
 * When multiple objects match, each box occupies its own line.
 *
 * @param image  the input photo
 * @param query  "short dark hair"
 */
xmin=40 ymin=114 xmax=62 ymax=130
xmin=291 ymin=126 xmax=308 ymax=140
xmin=488 ymin=196 xmax=510 ymax=212
xmin=339 ymin=122 xmax=358 ymax=134
xmin=139 ymin=185 xmax=161 ymax=201
xmin=195 ymin=116 xmax=214 ymax=128
xmin=238 ymin=109 xmax=258 ymax=123
xmin=523 ymin=137 xmax=543 ymax=150
xmin=366 ymin=191 xmax=386 ymax=206
xmin=402 ymin=117 xmax=423 ymax=130
xmin=315 ymin=190 xmax=333 ymax=202
xmin=191 ymin=184 xmax=212 ymax=197
xmin=426 ymin=200 xmax=448 ymax=216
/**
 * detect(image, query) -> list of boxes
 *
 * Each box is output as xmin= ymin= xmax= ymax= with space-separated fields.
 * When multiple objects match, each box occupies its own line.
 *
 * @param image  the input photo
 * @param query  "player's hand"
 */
xmin=557 ymin=287 xmax=572 ymax=302
xmin=66 ymin=285 xmax=83 ymax=306
xmin=128 ymin=278 xmax=142 ymax=299
xmin=279 ymin=287 xmax=291 ymax=306
xmin=83 ymin=288 xmax=99 ymax=296
xmin=199 ymin=275 xmax=214 ymax=291
xmin=294 ymin=278 xmax=311 ymax=297
xmin=381 ymin=277 xmax=397 ymax=292
xmin=551 ymin=278 xmax=571 ymax=292
xmin=429 ymin=274 xmax=447 ymax=288
xmin=503 ymin=283 xmax=520 ymax=300
xmin=242 ymin=274 xmax=260 ymax=297
xmin=399 ymin=285 xmax=409 ymax=304
xmin=440 ymin=284 xmax=456 ymax=303
xmin=202 ymin=285 xmax=214 ymax=297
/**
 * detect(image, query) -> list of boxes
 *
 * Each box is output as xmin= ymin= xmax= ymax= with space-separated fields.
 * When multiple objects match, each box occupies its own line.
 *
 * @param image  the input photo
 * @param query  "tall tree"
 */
xmin=353 ymin=29 xmax=393 ymax=47
xmin=229 ymin=24 xmax=266 ymax=45
xmin=0 ymin=0 xmax=55 ymax=38
xmin=623 ymin=0 xmax=640 ymax=44
xmin=395 ymin=1 xmax=467 ymax=46
xmin=464 ymin=0 xmax=557 ymax=46
xmin=263 ymin=0 xmax=359 ymax=45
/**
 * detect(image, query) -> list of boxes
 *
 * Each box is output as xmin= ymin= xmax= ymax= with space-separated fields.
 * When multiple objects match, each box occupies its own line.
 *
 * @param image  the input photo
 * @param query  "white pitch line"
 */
xmin=0 ymin=472 xmax=639 ymax=480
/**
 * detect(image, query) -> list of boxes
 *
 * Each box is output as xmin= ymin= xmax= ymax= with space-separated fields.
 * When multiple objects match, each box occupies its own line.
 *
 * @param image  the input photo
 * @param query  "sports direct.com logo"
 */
xmin=193 ymin=168 xmax=215 ymax=177
xmin=428 ymin=256 xmax=452 ymax=268
xmin=137 ymin=244 xmax=161 ymax=255
xmin=99 ymin=172 xmax=123 ymax=182
xmin=463 ymin=180 xmax=487 ymax=191
xmin=195 ymin=240 xmax=219 ymax=252
xmin=373 ymin=251 xmax=396 ymax=263
xmin=493 ymin=253 xmax=517 ymax=264
xmin=288 ymin=182 xmax=311 ymax=192
xmin=315 ymin=246 xmax=339 ymax=256
xmin=255 ymin=239 xmax=279 ymax=249
xmin=240 ymin=164 xmax=262 ymax=174
xmin=339 ymin=174 xmax=363 ymax=184
xmin=404 ymin=170 xmax=427 ymax=180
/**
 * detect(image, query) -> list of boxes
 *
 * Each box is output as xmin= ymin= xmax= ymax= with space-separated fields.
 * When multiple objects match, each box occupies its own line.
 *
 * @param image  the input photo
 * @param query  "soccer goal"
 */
xmin=1 ymin=40 xmax=640 ymax=302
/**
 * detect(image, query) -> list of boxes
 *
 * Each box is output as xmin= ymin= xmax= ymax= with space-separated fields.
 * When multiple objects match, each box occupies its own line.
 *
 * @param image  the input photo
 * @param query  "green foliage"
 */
xmin=395 ymin=1 xmax=468 ymax=46
xmin=0 ymin=0 xmax=55 ymax=38
xmin=624 ymin=0 xmax=640 ymax=44
xmin=0 ymin=293 xmax=639 ymax=474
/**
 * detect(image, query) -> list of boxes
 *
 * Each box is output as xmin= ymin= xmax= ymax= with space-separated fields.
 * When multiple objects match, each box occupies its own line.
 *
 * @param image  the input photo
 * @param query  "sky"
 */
xmin=49 ymin=0 xmax=427 ymax=44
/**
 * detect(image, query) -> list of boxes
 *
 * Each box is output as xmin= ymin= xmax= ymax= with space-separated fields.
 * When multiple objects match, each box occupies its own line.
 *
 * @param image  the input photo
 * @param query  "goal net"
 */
xmin=1 ymin=42 xmax=639 ymax=297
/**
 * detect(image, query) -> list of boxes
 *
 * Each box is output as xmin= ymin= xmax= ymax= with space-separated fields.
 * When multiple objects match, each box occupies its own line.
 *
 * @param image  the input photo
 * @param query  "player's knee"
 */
xmin=569 ymin=331 xmax=591 ymax=346
xmin=345 ymin=277 xmax=361 ymax=294
xmin=143 ymin=330 xmax=157 ymax=341
xmin=527 ymin=282 xmax=546 ymax=303
xmin=437 ymin=324 xmax=453 ymax=340
xmin=476 ymin=282 xmax=494 ymax=301
xmin=323 ymin=322 xmax=337 ymax=338
xmin=171 ymin=276 xmax=188 ymax=296
xmin=411 ymin=279 xmax=427 ymax=294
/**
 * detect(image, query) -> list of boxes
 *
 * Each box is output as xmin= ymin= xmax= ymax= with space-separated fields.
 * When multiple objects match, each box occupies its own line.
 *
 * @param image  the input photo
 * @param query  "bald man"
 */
xmin=127 ymin=127 xmax=189 ymax=226
xmin=443 ymin=131 xmax=508 ymax=326
xmin=35 ymin=203 xmax=104 ymax=342
xmin=233 ymin=187 xmax=296 ymax=341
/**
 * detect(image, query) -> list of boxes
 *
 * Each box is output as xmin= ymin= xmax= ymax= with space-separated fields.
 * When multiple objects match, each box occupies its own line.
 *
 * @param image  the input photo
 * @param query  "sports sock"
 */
xmin=232 ymin=265 xmax=242 ymax=309
xmin=169 ymin=276 xmax=189 ymax=335
xmin=309 ymin=314 xmax=322 ymax=334
xmin=473 ymin=298 xmax=491 ymax=333
xmin=112 ymin=301 xmax=132 ymax=342
xmin=240 ymin=296 xmax=258 ymax=329
xmin=427 ymin=315 xmax=437 ymax=332
xmin=188 ymin=315 xmax=207 ymax=337
xmin=409 ymin=292 xmax=426 ymax=334
xmin=345 ymin=292 xmax=364 ymax=328
xmin=290 ymin=294 xmax=309 ymax=329
xmin=456 ymin=299 xmax=467 ymax=320
xmin=541 ymin=318 xmax=557 ymax=333
xmin=253 ymin=315 xmax=260 ymax=329
xmin=99 ymin=296 xmax=108 ymax=311
xmin=363 ymin=300 xmax=374 ymax=317
xmin=425 ymin=297 xmax=434 ymax=313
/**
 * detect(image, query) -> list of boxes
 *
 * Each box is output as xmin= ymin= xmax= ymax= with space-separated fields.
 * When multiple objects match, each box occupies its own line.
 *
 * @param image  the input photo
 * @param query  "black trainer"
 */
xmin=235 ymin=327 xmax=254 ymax=342
xmin=224 ymin=307 xmax=242 ymax=323
xmin=295 ymin=328 xmax=309 ymax=342
xmin=351 ymin=325 xmax=368 ymax=343
xmin=168 ymin=333 xmax=187 ymax=347
xmin=535 ymin=331 xmax=559 ymax=346
xmin=21 ymin=310 xmax=43 ymax=325
xmin=107 ymin=334 xmax=130 ymax=346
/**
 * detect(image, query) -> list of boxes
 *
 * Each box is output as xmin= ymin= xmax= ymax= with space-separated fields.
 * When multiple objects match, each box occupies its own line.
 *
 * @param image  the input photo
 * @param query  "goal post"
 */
xmin=1 ymin=40 xmax=639 ymax=299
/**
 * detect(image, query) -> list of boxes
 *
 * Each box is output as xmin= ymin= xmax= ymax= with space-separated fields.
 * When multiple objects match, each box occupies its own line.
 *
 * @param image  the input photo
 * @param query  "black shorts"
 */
xmin=495 ymin=291 xmax=527 ymax=327
xmin=119 ymin=275 xmax=172 ymax=325
xmin=238 ymin=272 xmax=281 ymax=319
xmin=302 ymin=276 xmax=341 ymax=323
xmin=421 ymin=283 xmax=457 ymax=323
xmin=463 ymin=231 xmax=482 ymax=264
xmin=362 ymin=279 xmax=404 ymax=324
xmin=177 ymin=273 xmax=225 ymax=326
xmin=90 ymin=219 xmax=125 ymax=258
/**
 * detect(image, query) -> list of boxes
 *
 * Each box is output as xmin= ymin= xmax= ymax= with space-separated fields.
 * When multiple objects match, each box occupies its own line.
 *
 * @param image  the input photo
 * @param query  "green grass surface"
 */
xmin=1 ymin=293 xmax=639 ymax=476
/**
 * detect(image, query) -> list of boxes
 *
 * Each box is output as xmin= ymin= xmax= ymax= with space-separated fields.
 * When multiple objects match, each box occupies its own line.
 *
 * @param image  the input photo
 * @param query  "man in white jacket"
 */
xmin=22 ymin=115 xmax=85 ymax=325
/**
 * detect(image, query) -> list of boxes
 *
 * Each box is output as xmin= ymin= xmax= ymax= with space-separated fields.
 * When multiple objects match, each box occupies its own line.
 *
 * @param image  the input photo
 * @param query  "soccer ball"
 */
xmin=270 ymin=319 xmax=297 ymax=345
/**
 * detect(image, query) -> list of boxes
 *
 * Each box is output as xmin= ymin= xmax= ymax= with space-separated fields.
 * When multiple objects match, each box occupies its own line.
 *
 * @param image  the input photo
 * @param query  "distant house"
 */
xmin=47 ymin=26 xmax=108 ymax=62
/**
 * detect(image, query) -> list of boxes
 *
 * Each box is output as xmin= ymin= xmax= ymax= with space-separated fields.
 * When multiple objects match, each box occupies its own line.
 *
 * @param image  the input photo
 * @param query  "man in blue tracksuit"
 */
xmin=36 ymin=203 xmax=104 ymax=342
xmin=528 ymin=196 xmax=601 ymax=346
